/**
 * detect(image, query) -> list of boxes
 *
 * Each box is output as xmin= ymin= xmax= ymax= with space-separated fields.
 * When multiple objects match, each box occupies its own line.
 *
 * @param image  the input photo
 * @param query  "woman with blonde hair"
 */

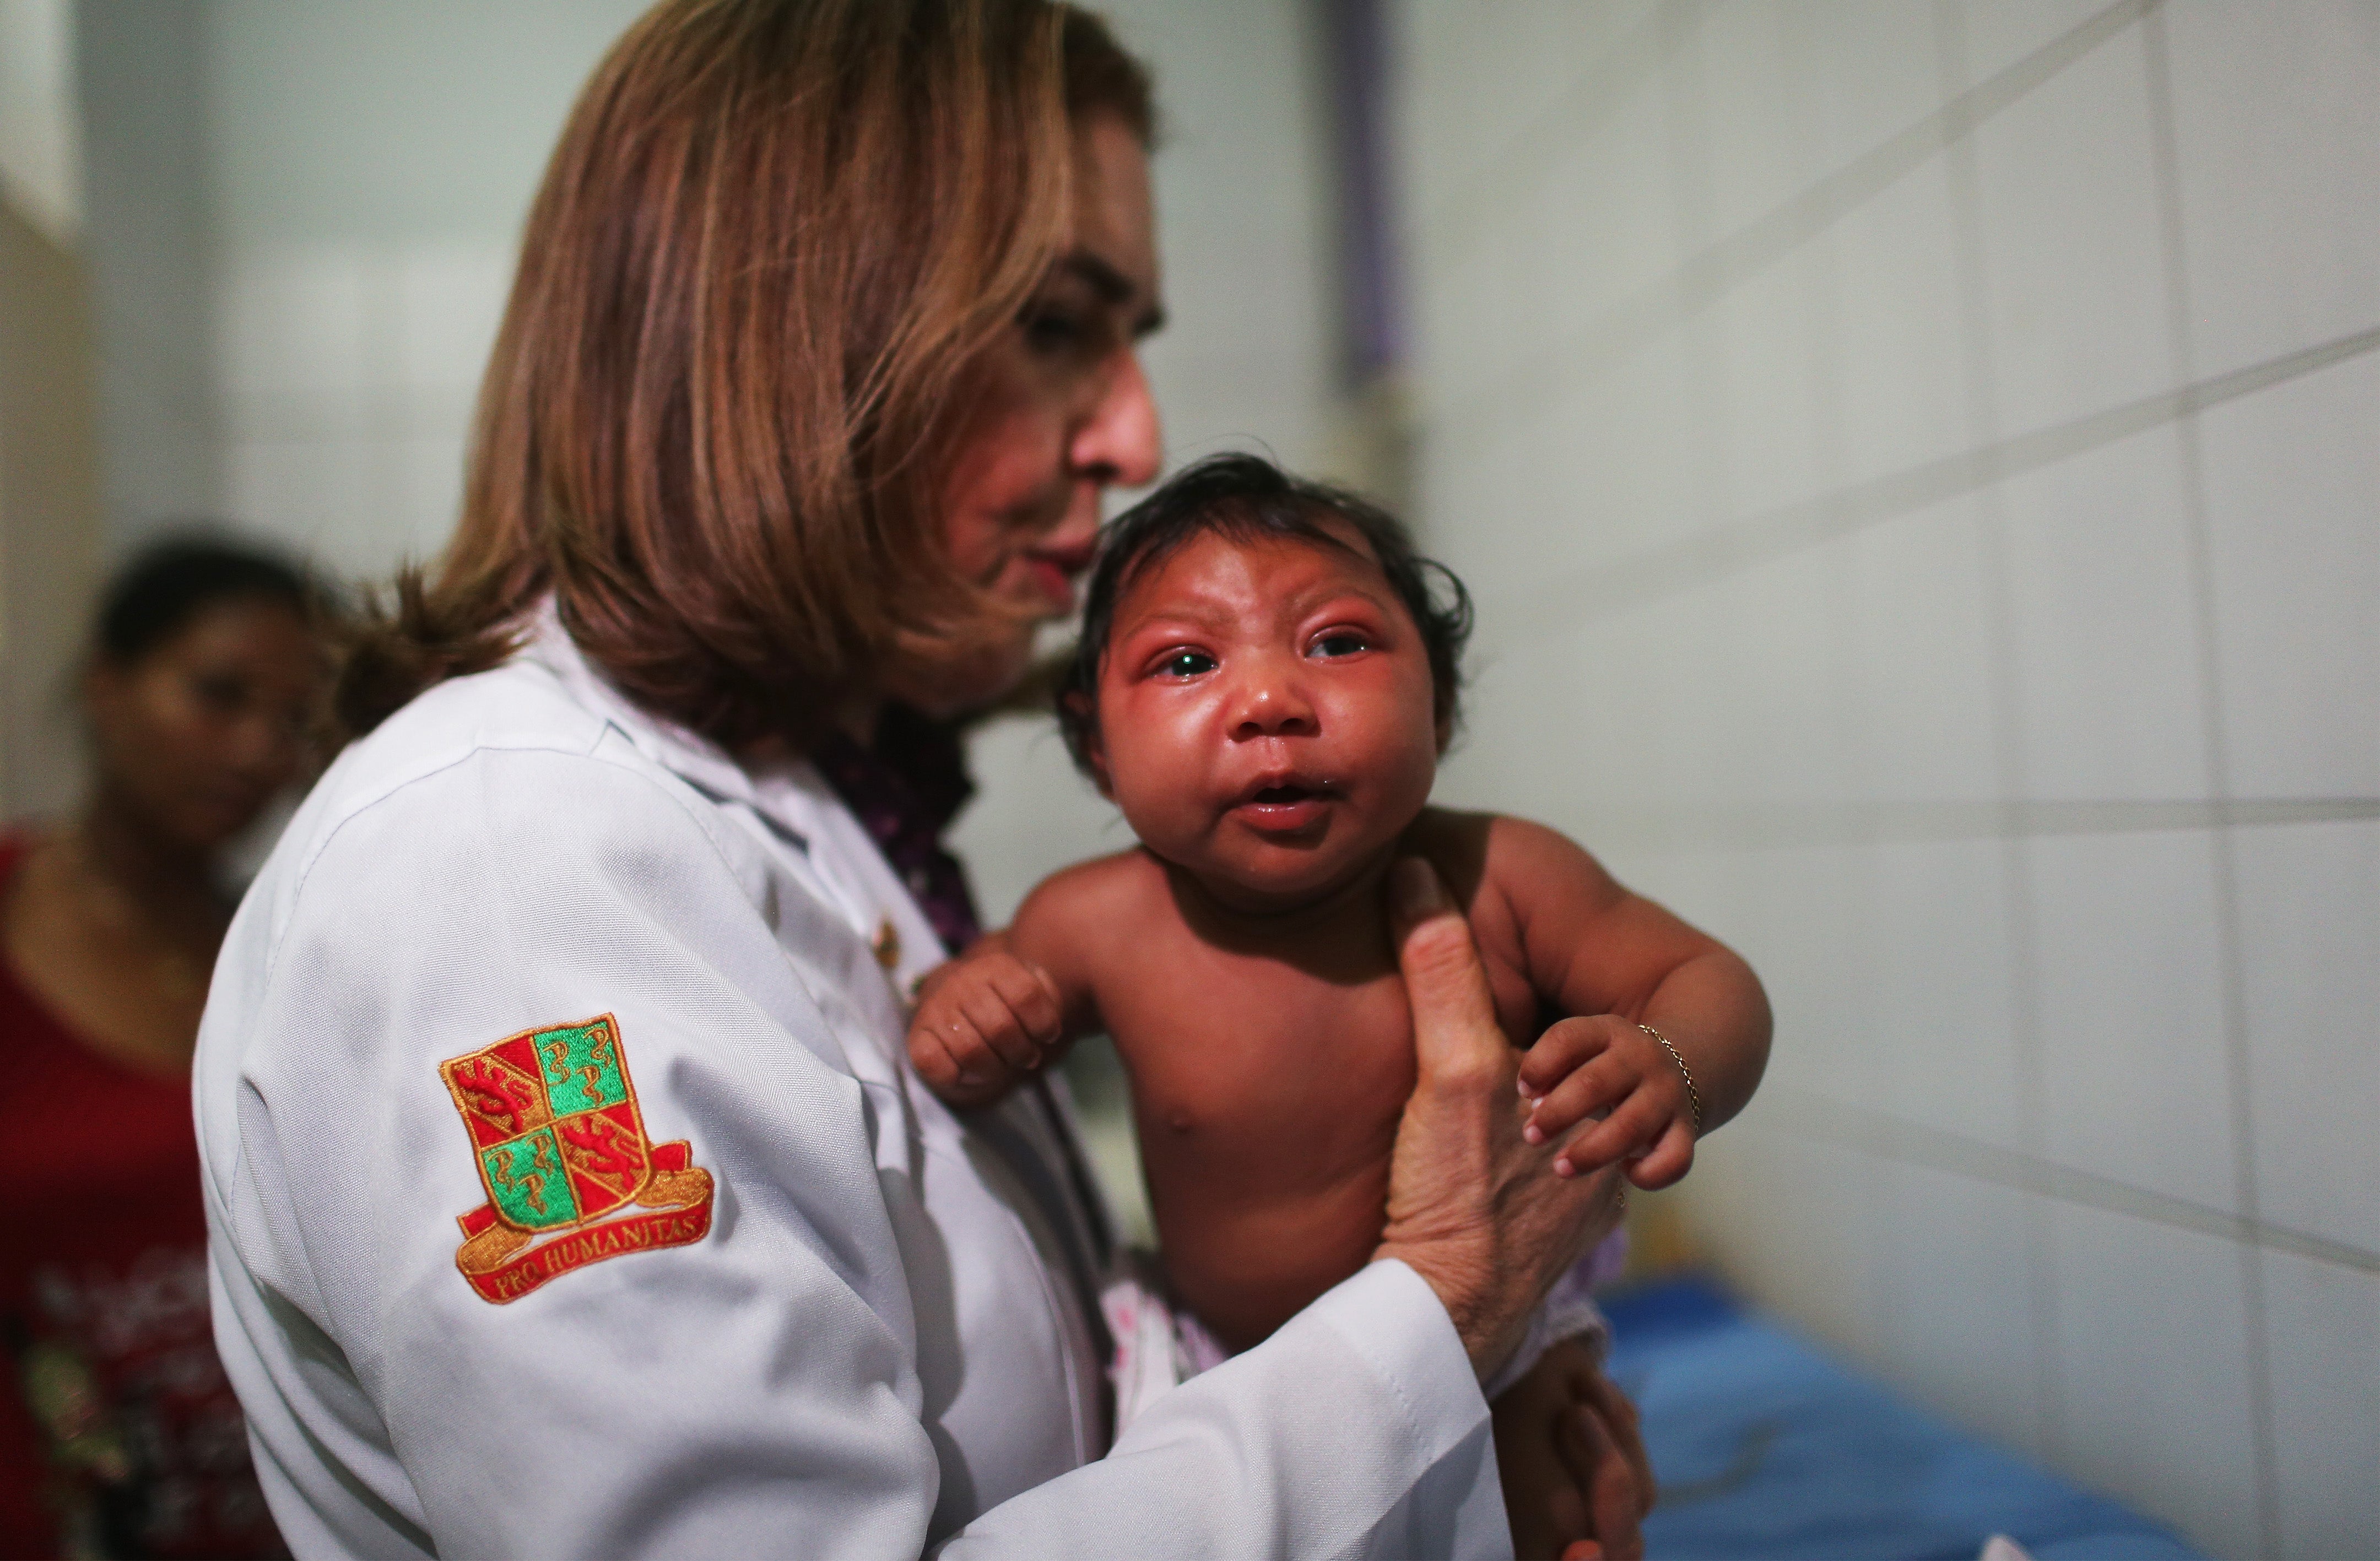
xmin=196 ymin=3 xmax=1644 ymax=1555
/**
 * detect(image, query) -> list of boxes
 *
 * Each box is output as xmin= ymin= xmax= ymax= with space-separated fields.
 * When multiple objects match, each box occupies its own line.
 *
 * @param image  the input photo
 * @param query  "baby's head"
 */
xmin=1058 ymin=454 xmax=1472 ymax=908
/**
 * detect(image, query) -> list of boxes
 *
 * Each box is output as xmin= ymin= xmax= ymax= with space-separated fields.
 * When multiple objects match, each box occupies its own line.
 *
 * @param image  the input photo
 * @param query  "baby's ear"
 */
xmin=1062 ymin=692 xmax=1116 ymax=798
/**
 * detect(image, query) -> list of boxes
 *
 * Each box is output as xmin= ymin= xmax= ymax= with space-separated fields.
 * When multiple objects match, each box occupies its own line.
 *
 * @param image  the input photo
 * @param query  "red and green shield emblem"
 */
xmin=438 ymin=1015 xmax=713 ymax=1303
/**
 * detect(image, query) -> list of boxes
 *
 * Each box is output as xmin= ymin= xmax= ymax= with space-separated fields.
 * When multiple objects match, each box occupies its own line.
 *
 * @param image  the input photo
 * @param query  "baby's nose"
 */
xmin=1229 ymin=681 xmax=1317 ymax=741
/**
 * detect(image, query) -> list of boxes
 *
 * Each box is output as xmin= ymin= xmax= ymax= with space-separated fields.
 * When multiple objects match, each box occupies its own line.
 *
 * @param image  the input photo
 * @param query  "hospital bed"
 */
xmin=1602 ymin=1277 xmax=2208 ymax=1560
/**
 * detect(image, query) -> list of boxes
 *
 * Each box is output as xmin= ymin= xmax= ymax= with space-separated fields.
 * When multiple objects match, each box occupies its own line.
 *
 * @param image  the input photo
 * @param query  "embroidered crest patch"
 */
xmin=438 ymin=1015 xmax=714 ymax=1303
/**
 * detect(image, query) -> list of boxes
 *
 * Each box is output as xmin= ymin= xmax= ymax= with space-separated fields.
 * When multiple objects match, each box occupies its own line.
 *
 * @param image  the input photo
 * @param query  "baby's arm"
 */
xmin=904 ymin=858 xmax=1116 ymax=1110
xmin=1472 ymin=815 xmax=1771 ymax=1189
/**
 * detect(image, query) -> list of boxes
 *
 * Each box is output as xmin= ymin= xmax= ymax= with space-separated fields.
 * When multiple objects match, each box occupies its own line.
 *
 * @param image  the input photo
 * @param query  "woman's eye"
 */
xmin=1157 ymin=650 xmax=1216 ymax=679
xmin=1310 ymin=631 xmax=1369 ymax=659
xmin=191 ymin=673 xmax=251 ymax=714
xmin=1020 ymin=306 xmax=1088 ymax=355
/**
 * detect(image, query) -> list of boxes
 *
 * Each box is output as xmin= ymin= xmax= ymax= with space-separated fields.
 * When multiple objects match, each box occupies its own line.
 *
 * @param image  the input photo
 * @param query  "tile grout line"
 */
xmin=1928 ymin=0 xmax=2067 ymax=1474
xmin=1414 ymin=0 xmax=1717 ymax=294
xmin=1657 ymin=0 xmax=1740 ymax=552
xmin=1773 ymin=1 xmax=1866 ymax=836
xmin=1431 ymin=0 xmax=2161 ymax=437
xmin=1582 ymin=798 xmax=2380 ymax=854
xmin=2140 ymin=13 xmax=2284 ymax=1554
xmin=1487 ymin=322 xmax=2380 ymax=647
xmin=1753 ymin=1090 xmax=2380 ymax=1280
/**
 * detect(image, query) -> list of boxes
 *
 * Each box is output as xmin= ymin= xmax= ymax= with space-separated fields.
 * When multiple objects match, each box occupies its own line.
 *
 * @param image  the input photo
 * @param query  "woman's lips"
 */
xmin=1025 ymin=534 xmax=1096 ymax=605
xmin=1023 ymin=555 xmax=1078 ymax=611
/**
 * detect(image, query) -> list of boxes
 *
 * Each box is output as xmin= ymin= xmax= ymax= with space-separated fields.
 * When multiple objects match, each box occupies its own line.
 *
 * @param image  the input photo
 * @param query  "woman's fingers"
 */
xmin=1378 ymin=857 xmax=1631 ymax=1377
xmin=1557 ymin=1400 xmax=1646 ymax=1561
xmin=1387 ymin=859 xmax=1506 ymax=1092
xmin=1578 ymin=1372 xmax=1656 ymax=1517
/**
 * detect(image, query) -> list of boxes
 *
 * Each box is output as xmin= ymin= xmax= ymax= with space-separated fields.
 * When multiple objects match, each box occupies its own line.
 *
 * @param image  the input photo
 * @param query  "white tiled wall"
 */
xmin=1394 ymin=2 xmax=2378 ymax=1555
xmin=182 ymin=0 xmax=653 ymax=574
xmin=74 ymin=0 xmax=219 ymax=542
xmin=212 ymin=240 xmax=509 ymax=579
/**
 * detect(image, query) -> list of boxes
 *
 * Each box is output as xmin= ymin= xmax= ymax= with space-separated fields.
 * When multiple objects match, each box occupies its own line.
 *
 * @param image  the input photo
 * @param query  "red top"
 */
xmin=0 ymin=837 xmax=282 ymax=1559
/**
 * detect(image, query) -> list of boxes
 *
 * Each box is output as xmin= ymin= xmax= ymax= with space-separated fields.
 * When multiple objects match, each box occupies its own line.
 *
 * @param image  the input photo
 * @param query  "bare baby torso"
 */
xmin=1017 ymin=809 xmax=1544 ymax=1352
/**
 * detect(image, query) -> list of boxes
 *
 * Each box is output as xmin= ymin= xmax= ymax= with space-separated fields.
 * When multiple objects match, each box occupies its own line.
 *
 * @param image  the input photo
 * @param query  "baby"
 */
xmin=909 ymin=455 xmax=1770 ymax=1539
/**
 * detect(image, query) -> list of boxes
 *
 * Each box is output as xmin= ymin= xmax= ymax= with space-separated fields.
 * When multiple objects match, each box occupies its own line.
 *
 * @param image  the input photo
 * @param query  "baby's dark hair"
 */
xmin=95 ymin=533 xmax=317 ymax=666
xmin=1057 ymin=453 xmax=1472 ymax=774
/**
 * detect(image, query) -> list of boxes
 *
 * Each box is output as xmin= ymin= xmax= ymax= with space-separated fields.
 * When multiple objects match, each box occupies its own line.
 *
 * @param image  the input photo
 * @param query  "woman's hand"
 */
xmin=1493 ymin=1339 xmax=1656 ymax=1560
xmin=1372 ymin=859 xmax=1629 ymax=1379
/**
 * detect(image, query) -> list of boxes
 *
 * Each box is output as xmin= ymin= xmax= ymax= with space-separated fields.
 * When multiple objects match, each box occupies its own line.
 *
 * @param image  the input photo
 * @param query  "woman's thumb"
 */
xmin=1389 ymin=859 xmax=1504 ymax=1077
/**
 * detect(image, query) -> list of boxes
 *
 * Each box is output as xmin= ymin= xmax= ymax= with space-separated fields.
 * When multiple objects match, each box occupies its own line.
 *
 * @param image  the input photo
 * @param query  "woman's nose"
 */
xmin=1071 ymin=349 xmax=1162 ymax=489
xmin=229 ymin=707 xmax=301 ymax=781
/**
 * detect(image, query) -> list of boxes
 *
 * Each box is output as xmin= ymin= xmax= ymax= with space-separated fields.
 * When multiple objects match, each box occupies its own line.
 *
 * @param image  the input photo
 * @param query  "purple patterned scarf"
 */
xmin=810 ymin=703 xmax=983 ymax=955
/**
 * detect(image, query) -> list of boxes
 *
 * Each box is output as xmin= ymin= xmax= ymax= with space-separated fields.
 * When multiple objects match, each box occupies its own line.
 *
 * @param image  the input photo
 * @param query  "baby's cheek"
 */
xmin=1369 ymin=724 xmax=1439 ymax=828
xmin=1105 ymin=755 xmax=1206 ymax=859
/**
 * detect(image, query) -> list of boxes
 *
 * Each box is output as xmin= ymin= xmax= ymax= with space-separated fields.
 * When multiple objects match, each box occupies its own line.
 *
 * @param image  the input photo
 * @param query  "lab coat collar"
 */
xmin=511 ymin=601 xmax=921 ymax=966
xmin=516 ymin=599 xmax=792 ymax=820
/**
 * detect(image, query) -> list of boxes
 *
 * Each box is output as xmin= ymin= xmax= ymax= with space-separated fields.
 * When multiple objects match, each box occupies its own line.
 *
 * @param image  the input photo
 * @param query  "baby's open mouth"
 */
xmin=1231 ymin=779 xmax=1337 ymax=831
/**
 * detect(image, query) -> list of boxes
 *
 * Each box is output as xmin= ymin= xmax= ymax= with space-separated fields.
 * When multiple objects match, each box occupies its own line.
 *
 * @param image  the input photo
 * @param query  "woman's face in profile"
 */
xmin=921 ymin=112 xmax=1166 ymax=714
xmin=87 ymin=599 xmax=324 ymax=854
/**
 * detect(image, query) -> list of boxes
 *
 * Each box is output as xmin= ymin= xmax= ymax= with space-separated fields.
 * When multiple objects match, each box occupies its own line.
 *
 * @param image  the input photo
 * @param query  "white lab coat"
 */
xmin=194 ymin=613 xmax=1511 ymax=1560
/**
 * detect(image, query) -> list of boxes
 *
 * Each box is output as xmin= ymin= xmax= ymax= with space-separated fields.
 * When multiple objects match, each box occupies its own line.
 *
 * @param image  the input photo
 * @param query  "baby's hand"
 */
xmin=905 ymin=940 xmax=1066 ymax=1111
xmin=1516 ymin=1016 xmax=1698 ymax=1190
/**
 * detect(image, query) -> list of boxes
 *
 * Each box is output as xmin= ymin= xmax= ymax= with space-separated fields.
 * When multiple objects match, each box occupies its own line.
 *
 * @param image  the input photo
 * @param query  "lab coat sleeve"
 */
xmin=201 ymin=739 xmax=1503 ymax=1561
xmin=944 ymin=1259 xmax=1507 ymax=1560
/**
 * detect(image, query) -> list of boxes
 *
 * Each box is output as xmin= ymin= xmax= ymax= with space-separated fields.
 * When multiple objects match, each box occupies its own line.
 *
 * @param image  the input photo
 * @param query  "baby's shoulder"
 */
xmin=1008 ymin=848 xmax=1168 ymax=966
xmin=1409 ymin=808 xmax=1619 ymax=956
xmin=1409 ymin=807 xmax=1597 ymax=899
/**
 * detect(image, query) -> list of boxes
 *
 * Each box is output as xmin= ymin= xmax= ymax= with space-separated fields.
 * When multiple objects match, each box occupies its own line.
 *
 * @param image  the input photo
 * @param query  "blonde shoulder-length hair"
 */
xmin=337 ymin=0 xmax=1151 ymax=749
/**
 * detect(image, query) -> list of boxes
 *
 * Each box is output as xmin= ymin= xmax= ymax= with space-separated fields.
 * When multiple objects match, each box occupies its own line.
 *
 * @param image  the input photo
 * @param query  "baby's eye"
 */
xmin=1157 ymin=649 xmax=1216 ymax=679
xmin=1310 ymin=631 xmax=1370 ymax=659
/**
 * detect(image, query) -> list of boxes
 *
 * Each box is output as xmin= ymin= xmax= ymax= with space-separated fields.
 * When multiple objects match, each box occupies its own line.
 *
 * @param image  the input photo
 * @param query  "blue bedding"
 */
xmin=1600 ymin=1277 xmax=2205 ymax=1561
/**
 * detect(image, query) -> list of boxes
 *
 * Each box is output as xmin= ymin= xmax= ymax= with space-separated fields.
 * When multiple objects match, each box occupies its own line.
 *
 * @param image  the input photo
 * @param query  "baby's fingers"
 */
xmin=981 ymin=956 xmax=1065 ymax=1048
xmin=1625 ymin=1120 xmax=1697 ymax=1191
xmin=950 ymin=979 xmax=1045 ymax=1072
xmin=906 ymin=1025 xmax=962 ymax=1093
xmin=907 ymin=1016 xmax=1008 ymax=1108
xmin=1523 ymin=1055 xmax=1636 ymax=1145
xmin=1555 ymin=1093 xmax=1671 ymax=1178
xmin=1518 ymin=1016 xmax=1615 ymax=1099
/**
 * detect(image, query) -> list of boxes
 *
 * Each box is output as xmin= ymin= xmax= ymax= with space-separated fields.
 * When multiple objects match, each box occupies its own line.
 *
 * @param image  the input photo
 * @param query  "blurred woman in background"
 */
xmin=1 ymin=537 xmax=326 ymax=1559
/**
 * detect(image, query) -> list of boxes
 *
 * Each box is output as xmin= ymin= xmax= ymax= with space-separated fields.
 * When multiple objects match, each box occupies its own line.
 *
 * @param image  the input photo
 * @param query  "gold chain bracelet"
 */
xmin=1638 ymin=1022 xmax=1703 ymax=1135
